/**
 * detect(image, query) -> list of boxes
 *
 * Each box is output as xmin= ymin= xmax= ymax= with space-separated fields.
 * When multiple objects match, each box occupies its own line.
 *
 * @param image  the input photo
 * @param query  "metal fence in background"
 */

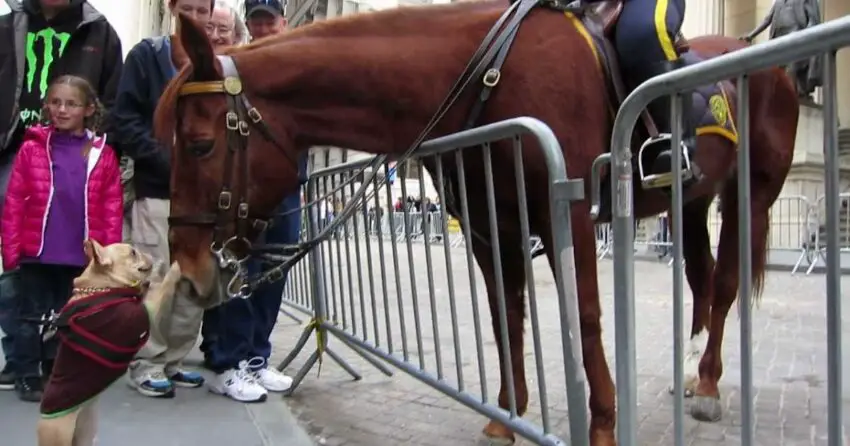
xmin=277 ymin=118 xmax=590 ymax=446
xmin=308 ymin=188 xmax=848 ymax=275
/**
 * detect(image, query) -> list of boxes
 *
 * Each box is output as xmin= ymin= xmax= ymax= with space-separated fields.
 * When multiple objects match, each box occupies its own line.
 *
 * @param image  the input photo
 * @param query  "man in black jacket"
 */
xmin=111 ymin=0 xmax=214 ymax=399
xmin=0 ymin=0 xmax=122 ymax=399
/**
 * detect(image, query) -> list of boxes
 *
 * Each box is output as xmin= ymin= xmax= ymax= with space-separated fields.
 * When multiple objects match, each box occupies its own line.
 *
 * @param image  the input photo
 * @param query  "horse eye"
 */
xmin=186 ymin=140 xmax=215 ymax=157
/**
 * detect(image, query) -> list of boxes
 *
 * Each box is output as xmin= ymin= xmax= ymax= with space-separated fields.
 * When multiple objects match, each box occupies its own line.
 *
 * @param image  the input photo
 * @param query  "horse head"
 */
xmin=154 ymin=14 xmax=301 ymax=301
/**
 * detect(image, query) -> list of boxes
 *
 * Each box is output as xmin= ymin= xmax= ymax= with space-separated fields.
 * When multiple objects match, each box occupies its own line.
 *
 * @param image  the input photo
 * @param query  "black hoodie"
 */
xmin=0 ymin=0 xmax=123 ymax=152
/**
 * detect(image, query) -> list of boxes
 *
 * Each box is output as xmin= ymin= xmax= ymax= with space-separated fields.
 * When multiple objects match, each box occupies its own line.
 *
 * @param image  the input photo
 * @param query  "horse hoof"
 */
xmin=690 ymin=395 xmax=723 ymax=422
xmin=482 ymin=421 xmax=515 ymax=445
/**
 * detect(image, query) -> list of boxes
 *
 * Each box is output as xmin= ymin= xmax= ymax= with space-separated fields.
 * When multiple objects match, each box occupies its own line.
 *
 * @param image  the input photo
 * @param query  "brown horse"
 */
xmin=154 ymin=2 xmax=798 ymax=444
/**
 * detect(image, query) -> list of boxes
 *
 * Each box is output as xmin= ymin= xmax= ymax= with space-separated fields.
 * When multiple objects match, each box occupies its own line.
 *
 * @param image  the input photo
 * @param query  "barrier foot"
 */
xmin=334 ymin=334 xmax=394 ymax=376
xmin=282 ymin=349 xmax=320 ymax=396
xmin=323 ymin=346 xmax=364 ymax=379
xmin=277 ymin=320 xmax=316 ymax=371
xmin=276 ymin=319 xmax=397 ymax=395
xmin=278 ymin=306 xmax=304 ymax=324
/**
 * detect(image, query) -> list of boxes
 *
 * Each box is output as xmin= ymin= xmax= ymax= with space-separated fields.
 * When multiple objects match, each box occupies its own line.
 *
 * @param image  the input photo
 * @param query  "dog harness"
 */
xmin=54 ymin=288 xmax=148 ymax=370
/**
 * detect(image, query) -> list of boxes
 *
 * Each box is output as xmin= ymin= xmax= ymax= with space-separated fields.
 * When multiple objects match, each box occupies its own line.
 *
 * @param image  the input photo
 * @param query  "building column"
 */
xmin=683 ymin=0 xmax=723 ymax=36
xmin=723 ymin=0 xmax=758 ymax=38
xmin=823 ymin=0 xmax=850 ymax=127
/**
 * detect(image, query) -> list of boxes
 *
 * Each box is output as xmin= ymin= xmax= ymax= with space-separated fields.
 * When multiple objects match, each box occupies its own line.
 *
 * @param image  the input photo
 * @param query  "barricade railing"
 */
xmin=607 ymin=17 xmax=849 ymax=446
xmin=277 ymin=117 xmax=589 ymax=446
xmin=802 ymin=191 xmax=850 ymax=274
xmin=593 ymin=194 xmax=814 ymax=268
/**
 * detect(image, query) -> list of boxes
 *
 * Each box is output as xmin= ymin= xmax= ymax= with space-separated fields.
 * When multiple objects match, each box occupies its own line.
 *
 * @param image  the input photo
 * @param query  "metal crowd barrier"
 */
xmin=607 ymin=16 xmax=850 ymax=446
xmin=278 ymin=118 xmax=589 ymax=445
xmin=593 ymin=194 xmax=821 ymax=271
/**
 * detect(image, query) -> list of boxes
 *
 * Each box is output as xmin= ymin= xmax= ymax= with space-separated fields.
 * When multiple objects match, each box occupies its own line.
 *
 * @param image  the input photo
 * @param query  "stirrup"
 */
xmin=637 ymin=133 xmax=694 ymax=189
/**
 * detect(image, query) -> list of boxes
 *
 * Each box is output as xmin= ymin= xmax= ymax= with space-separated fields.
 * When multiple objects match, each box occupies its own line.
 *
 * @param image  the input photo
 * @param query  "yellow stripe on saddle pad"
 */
xmin=564 ymin=12 xmax=602 ymax=71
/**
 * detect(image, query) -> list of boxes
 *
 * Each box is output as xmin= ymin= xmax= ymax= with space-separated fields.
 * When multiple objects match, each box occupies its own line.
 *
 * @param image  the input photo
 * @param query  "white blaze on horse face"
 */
xmin=668 ymin=327 xmax=708 ymax=397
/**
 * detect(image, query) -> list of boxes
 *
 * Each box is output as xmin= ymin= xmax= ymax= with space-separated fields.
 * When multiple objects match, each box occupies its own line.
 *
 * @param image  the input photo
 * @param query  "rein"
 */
xmin=169 ymin=0 xmax=553 ymax=300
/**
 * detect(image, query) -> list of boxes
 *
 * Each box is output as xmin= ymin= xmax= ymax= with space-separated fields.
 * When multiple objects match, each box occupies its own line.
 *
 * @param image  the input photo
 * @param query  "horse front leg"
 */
xmin=690 ymin=186 xmax=757 ymax=422
xmin=470 ymin=236 xmax=530 ymax=444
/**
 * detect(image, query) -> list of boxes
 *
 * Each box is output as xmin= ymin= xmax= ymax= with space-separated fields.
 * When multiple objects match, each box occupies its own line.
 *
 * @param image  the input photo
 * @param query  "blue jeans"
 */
xmin=14 ymin=263 xmax=83 ymax=378
xmin=205 ymin=190 xmax=302 ymax=373
xmin=0 ymin=270 xmax=20 ymax=371
xmin=0 ymin=152 xmax=18 ymax=368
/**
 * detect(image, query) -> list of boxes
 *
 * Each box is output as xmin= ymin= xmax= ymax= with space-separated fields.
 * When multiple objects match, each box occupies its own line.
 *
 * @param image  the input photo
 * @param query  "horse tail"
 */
xmin=751 ymin=219 xmax=769 ymax=302
xmin=750 ymin=65 xmax=794 ymax=305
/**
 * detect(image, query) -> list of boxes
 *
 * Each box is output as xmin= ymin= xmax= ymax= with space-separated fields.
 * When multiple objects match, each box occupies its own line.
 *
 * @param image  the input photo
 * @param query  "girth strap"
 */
xmin=54 ymin=288 xmax=148 ymax=370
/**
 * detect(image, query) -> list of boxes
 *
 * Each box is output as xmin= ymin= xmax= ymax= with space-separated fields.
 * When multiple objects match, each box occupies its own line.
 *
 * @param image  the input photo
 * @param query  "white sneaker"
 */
xmin=254 ymin=366 xmax=293 ymax=392
xmin=208 ymin=361 xmax=268 ymax=403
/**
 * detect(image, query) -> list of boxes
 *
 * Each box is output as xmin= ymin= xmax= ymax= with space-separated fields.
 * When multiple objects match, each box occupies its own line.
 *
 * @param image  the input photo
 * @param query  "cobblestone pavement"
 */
xmin=268 ymin=240 xmax=850 ymax=445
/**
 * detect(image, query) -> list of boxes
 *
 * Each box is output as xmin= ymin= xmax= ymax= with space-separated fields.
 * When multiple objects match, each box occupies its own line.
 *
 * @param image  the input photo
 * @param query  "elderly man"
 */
xmin=207 ymin=0 xmax=247 ymax=47
xmin=0 ymin=0 xmax=123 ymax=400
xmin=201 ymin=0 xmax=306 ymax=404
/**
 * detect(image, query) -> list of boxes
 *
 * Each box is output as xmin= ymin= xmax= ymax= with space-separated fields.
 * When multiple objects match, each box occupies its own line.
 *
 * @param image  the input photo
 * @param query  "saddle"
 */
xmin=579 ymin=0 xmax=690 ymax=137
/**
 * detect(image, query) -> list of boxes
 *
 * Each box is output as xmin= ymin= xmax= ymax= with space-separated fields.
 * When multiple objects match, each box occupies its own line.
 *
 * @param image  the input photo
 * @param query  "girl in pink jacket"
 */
xmin=0 ymin=75 xmax=122 ymax=401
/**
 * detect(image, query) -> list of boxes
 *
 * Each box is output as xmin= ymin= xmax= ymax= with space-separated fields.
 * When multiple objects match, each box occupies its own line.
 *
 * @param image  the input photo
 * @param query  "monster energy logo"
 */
xmin=19 ymin=28 xmax=70 ymax=125
xmin=26 ymin=28 xmax=71 ymax=98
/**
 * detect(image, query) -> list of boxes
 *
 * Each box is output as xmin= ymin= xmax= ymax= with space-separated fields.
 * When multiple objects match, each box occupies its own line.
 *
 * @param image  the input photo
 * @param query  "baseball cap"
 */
xmin=245 ymin=0 xmax=284 ymax=17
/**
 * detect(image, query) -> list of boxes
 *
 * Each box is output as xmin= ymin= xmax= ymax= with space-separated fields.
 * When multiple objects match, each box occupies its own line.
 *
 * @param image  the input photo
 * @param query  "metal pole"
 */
xmin=611 ymin=118 xmax=637 ymax=444
xmin=822 ymin=50 xmax=843 ymax=446
xmin=670 ymin=93 xmax=685 ymax=446
xmin=736 ymin=74 xmax=754 ymax=446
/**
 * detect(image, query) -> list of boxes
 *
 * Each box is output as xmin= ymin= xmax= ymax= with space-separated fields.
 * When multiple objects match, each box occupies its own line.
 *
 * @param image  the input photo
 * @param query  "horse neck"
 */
xmin=238 ymin=16 xmax=492 ymax=156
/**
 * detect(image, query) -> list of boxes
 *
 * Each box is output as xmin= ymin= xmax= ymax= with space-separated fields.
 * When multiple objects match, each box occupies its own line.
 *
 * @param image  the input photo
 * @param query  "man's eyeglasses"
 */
xmin=205 ymin=23 xmax=234 ymax=38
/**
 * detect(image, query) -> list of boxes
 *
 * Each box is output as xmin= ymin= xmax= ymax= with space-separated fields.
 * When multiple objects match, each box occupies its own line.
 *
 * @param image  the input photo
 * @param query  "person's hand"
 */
xmin=739 ymin=35 xmax=753 ymax=43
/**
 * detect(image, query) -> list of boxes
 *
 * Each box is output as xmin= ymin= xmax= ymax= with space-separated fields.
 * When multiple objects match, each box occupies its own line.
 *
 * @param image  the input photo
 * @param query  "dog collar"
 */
xmin=73 ymin=287 xmax=113 ymax=296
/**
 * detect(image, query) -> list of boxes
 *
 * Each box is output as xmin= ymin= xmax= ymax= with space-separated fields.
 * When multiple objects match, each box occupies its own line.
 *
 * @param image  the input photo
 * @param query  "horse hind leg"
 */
xmin=541 ymin=205 xmax=616 ymax=446
xmin=667 ymin=196 xmax=715 ymax=398
xmin=470 ymin=232 xmax=530 ymax=444
xmin=690 ymin=181 xmax=770 ymax=422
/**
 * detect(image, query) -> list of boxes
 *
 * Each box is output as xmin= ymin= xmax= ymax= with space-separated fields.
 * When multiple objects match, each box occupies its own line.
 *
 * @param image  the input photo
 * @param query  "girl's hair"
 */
xmin=41 ymin=75 xmax=105 ymax=133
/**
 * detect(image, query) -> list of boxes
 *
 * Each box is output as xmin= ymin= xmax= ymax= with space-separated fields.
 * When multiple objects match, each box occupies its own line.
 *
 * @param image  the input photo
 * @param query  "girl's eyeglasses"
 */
xmin=46 ymin=99 xmax=84 ymax=110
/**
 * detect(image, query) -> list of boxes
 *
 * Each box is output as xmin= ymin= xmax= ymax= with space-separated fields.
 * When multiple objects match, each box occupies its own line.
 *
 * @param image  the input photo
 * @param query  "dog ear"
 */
xmin=83 ymin=239 xmax=112 ymax=268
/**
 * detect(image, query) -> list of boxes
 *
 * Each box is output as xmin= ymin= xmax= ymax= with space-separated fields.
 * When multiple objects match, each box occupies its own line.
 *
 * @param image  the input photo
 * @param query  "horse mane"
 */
xmin=154 ymin=0 xmax=508 ymax=149
xmin=224 ymin=0 xmax=502 ymax=54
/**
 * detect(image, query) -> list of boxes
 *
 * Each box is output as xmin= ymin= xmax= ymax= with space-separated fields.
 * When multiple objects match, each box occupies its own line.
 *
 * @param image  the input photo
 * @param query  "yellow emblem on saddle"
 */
xmin=696 ymin=85 xmax=738 ymax=145
xmin=709 ymin=94 xmax=727 ymax=127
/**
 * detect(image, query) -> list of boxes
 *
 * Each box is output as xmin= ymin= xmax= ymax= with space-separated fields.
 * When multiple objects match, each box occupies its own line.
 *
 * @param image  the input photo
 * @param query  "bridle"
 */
xmin=165 ymin=0 xmax=561 ymax=302
xmin=168 ymin=55 xmax=305 ymax=299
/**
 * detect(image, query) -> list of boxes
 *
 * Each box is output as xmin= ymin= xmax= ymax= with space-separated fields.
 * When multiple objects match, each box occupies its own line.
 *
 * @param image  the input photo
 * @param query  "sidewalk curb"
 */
xmin=246 ymin=395 xmax=316 ymax=446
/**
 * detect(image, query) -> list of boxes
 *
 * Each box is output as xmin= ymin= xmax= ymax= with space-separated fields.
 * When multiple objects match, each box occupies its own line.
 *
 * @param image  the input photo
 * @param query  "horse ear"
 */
xmin=176 ymin=13 xmax=219 ymax=81
xmin=170 ymin=32 xmax=190 ymax=69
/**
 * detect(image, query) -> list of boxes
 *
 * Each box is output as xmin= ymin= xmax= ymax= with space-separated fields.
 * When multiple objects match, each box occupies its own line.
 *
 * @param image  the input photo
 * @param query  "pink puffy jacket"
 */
xmin=1 ymin=125 xmax=123 ymax=271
